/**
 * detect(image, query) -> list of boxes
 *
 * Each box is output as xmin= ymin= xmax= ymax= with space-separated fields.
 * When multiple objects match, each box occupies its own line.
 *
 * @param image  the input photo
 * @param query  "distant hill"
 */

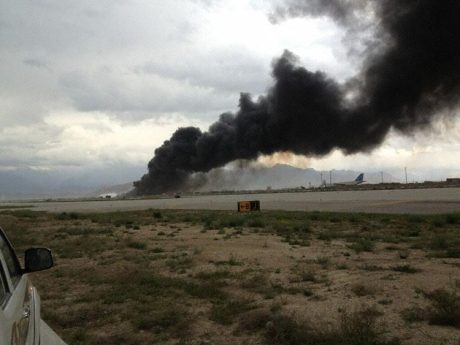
xmin=0 ymin=165 xmax=144 ymax=200
xmin=200 ymin=164 xmax=397 ymax=191
xmin=0 ymin=163 xmax=407 ymax=200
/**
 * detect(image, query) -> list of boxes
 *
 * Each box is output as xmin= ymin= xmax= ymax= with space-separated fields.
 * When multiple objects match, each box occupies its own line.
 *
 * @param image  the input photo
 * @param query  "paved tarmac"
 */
xmin=3 ymin=187 xmax=460 ymax=214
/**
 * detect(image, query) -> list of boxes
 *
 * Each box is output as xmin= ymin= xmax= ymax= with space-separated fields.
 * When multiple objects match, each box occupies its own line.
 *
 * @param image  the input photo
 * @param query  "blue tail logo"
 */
xmin=355 ymin=173 xmax=364 ymax=182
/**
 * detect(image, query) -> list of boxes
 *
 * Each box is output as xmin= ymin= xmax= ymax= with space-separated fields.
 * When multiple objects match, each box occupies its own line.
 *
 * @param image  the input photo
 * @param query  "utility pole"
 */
xmin=320 ymin=172 xmax=323 ymax=186
xmin=405 ymin=167 xmax=408 ymax=184
xmin=329 ymin=170 xmax=332 ymax=185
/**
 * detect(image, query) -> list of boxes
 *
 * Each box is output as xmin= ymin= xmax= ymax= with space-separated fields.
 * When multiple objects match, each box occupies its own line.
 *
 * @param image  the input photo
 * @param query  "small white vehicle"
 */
xmin=0 ymin=226 xmax=66 ymax=345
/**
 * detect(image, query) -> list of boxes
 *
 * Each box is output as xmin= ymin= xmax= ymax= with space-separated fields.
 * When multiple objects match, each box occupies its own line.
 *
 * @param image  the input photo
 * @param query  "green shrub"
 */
xmin=350 ymin=238 xmax=375 ymax=253
xmin=210 ymin=299 xmax=253 ymax=325
xmin=239 ymin=308 xmax=398 ymax=345
xmin=299 ymin=270 xmax=317 ymax=282
xmin=360 ymin=264 xmax=385 ymax=271
xmin=134 ymin=306 xmax=189 ymax=336
xmin=431 ymin=217 xmax=446 ymax=228
xmin=127 ymin=240 xmax=147 ymax=250
xmin=315 ymin=256 xmax=330 ymax=268
xmin=339 ymin=308 xmax=393 ymax=345
xmin=429 ymin=233 xmax=450 ymax=250
xmin=391 ymin=265 xmax=421 ymax=274
xmin=424 ymin=288 xmax=460 ymax=328
xmin=352 ymin=284 xmax=377 ymax=297
xmin=446 ymin=247 xmax=460 ymax=258
xmin=445 ymin=214 xmax=459 ymax=225
xmin=400 ymin=306 xmax=426 ymax=323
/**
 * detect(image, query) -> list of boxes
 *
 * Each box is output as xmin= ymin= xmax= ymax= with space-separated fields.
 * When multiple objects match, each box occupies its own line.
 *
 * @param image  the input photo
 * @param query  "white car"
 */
xmin=0 ymin=227 xmax=66 ymax=345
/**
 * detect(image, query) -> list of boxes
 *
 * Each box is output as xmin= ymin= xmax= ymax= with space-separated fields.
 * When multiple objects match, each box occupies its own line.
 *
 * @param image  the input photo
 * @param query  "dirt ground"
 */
xmin=136 ymin=223 xmax=460 ymax=345
xmin=1 ymin=209 xmax=460 ymax=344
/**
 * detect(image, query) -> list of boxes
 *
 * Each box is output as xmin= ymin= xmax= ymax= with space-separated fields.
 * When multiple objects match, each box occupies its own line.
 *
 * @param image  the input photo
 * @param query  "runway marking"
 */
xmin=367 ymin=200 xmax=411 ymax=207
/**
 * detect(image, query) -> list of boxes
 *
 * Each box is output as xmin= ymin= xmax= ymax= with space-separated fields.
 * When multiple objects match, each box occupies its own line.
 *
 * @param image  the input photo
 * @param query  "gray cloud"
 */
xmin=1 ymin=0 xmax=273 ymax=125
xmin=58 ymin=67 xmax=239 ymax=118
xmin=269 ymin=0 xmax=373 ymax=26
xmin=137 ymin=49 xmax=270 ymax=95
xmin=23 ymin=58 xmax=51 ymax=70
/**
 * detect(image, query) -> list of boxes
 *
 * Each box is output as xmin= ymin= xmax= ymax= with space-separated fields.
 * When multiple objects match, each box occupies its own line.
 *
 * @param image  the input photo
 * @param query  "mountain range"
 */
xmin=199 ymin=164 xmax=397 ymax=192
xmin=0 ymin=165 xmax=144 ymax=200
xmin=0 ymin=163 xmax=403 ymax=200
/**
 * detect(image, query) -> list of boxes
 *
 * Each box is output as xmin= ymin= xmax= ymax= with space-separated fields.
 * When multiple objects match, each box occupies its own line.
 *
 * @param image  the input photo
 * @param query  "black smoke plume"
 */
xmin=135 ymin=0 xmax=460 ymax=195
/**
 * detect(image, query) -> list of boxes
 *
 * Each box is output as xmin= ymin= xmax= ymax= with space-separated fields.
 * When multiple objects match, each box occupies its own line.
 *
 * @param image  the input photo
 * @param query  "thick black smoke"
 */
xmin=135 ymin=0 xmax=460 ymax=195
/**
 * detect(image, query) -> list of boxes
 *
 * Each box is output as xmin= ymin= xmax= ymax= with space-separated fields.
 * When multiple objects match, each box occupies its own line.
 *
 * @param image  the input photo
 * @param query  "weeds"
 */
xmin=360 ymin=264 xmax=385 ymax=271
xmin=400 ymin=306 xmax=427 ymax=323
xmin=151 ymin=247 xmax=164 ymax=253
xmin=214 ymin=254 xmax=241 ymax=266
xmin=350 ymin=238 xmax=375 ymax=253
xmin=391 ymin=265 xmax=421 ymax=274
xmin=195 ymin=269 xmax=233 ymax=281
xmin=352 ymin=283 xmax=378 ymax=297
xmin=429 ymin=233 xmax=451 ymax=250
xmin=424 ymin=288 xmax=460 ymax=328
xmin=3 ymin=208 xmax=459 ymax=344
xmin=134 ymin=305 xmax=190 ymax=336
xmin=339 ymin=308 xmax=394 ymax=345
xmin=166 ymin=255 xmax=194 ymax=272
xmin=239 ymin=307 xmax=398 ymax=345
xmin=402 ymin=286 xmax=460 ymax=328
xmin=185 ymin=281 xmax=226 ymax=300
xmin=127 ymin=240 xmax=147 ymax=250
xmin=210 ymin=299 xmax=254 ymax=325
xmin=315 ymin=256 xmax=331 ymax=269
xmin=299 ymin=269 xmax=317 ymax=283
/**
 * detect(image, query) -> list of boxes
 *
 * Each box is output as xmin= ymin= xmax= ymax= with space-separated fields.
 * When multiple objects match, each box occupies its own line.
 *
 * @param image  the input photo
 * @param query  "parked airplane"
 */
xmin=333 ymin=173 xmax=365 ymax=186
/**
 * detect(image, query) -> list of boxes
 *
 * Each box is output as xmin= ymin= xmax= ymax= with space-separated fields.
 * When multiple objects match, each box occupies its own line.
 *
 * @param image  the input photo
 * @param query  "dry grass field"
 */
xmin=1 ymin=208 xmax=460 ymax=344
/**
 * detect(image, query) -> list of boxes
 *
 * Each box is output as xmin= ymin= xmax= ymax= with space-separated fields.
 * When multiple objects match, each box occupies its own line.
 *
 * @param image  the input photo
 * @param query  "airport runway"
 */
xmin=3 ymin=187 xmax=460 ymax=214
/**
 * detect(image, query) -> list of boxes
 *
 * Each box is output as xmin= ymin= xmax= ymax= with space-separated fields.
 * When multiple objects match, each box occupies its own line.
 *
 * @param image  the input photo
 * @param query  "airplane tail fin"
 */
xmin=355 ymin=173 xmax=364 ymax=182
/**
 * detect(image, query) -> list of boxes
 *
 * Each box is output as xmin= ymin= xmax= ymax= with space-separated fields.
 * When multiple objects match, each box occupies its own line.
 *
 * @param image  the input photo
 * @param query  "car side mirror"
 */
xmin=24 ymin=248 xmax=54 ymax=273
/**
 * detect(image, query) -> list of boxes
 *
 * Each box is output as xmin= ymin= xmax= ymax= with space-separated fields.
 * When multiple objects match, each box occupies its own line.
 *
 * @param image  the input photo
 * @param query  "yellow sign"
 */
xmin=238 ymin=201 xmax=251 ymax=212
xmin=237 ymin=200 xmax=260 ymax=212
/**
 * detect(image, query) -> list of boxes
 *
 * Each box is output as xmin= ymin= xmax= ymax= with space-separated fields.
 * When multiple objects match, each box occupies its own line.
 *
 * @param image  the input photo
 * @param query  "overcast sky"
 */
xmin=1 ymin=0 xmax=459 ymax=181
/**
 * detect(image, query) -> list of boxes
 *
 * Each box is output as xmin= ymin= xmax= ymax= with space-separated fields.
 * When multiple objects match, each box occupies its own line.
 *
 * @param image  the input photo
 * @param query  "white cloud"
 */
xmin=36 ymin=111 xmax=209 ymax=168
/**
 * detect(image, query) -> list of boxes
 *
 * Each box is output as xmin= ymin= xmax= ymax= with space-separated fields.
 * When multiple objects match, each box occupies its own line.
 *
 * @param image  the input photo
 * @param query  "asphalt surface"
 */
xmin=3 ymin=187 xmax=460 ymax=214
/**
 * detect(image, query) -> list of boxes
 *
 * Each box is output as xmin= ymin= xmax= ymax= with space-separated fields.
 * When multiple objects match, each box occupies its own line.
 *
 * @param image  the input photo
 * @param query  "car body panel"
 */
xmin=40 ymin=320 xmax=67 ymax=345
xmin=0 ymin=267 xmax=34 ymax=345
xmin=0 ymin=227 xmax=66 ymax=345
